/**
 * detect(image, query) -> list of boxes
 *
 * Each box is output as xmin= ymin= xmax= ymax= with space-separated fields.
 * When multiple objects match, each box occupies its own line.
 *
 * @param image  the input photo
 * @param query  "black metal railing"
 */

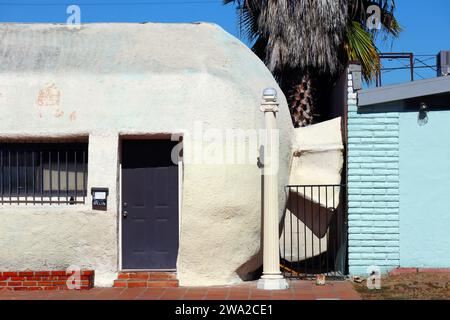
xmin=0 ymin=142 xmax=88 ymax=205
xmin=281 ymin=185 xmax=347 ymax=279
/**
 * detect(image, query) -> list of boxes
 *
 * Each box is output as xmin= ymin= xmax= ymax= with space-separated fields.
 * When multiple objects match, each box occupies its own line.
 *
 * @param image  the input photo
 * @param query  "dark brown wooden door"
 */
xmin=121 ymin=140 xmax=179 ymax=270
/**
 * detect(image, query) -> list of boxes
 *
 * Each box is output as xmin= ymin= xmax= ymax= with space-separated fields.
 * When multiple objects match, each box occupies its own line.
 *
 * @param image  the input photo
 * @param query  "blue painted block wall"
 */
xmin=347 ymin=71 xmax=401 ymax=275
xmin=347 ymin=73 xmax=450 ymax=275
xmin=399 ymin=110 xmax=450 ymax=267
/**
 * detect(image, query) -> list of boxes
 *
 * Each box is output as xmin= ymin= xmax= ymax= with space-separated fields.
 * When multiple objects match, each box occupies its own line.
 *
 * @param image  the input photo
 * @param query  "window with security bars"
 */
xmin=0 ymin=142 xmax=88 ymax=205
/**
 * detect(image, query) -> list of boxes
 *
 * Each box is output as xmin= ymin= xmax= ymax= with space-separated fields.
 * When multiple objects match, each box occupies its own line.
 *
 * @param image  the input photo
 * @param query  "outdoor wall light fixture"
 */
xmin=418 ymin=102 xmax=429 ymax=126
xmin=261 ymin=87 xmax=279 ymax=113
xmin=420 ymin=102 xmax=428 ymax=112
xmin=263 ymin=87 xmax=277 ymax=101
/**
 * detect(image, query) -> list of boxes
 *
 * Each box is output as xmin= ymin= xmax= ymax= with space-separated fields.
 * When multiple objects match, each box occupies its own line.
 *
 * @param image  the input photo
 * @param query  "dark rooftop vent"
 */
xmin=437 ymin=51 xmax=450 ymax=77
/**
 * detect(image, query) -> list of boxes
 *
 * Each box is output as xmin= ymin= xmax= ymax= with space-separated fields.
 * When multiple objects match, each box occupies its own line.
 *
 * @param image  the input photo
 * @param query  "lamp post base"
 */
xmin=257 ymin=275 xmax=289 ymax=291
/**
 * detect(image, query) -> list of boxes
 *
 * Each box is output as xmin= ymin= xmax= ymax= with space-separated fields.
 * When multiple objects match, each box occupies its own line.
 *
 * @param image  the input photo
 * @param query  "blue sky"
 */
xmin=0 ymin=0 xmax=449 ymax=85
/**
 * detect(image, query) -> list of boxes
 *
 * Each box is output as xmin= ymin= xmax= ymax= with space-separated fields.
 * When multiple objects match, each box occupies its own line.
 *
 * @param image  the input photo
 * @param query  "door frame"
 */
xmin=118 ymin=134 xmax=183 ymax=272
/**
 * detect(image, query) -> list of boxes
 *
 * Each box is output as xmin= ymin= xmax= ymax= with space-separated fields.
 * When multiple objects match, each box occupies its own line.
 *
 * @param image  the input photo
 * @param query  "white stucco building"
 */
xmin=0 ymin=23 xmax=295 ymax=287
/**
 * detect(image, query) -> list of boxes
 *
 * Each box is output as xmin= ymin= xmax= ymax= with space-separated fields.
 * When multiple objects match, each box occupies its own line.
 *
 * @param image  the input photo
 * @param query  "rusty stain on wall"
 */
xmin=37 ymin=84 xmax=60 ymax=107
xmin=69 ymin=111 xmax=77 ymax=121
xmin=54 ymin=109 xmax=64 ymax=118
xmin=35 ymin=83 xmax=71 ymax=120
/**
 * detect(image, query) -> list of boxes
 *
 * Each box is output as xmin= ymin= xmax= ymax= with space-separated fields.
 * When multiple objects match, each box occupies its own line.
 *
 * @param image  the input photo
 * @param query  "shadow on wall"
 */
xmin=235 ymin=118 xmax=346 ymax=280
xmin=235 ymin=185 xmax=346 ymax=280
xmin=279 ymin=180 xmax=348 ymax=275
xmin=285 ymin=192 xmax=335 ymax=239
xmin=281 ymin=208 xmax=347 ymax=279
xmin=281 ymin=198 xmax=346 ymax=275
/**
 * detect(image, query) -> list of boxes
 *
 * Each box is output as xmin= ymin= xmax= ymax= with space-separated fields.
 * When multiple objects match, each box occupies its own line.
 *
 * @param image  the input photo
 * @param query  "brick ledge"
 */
xmin=0 ymin=270 xmax=95 ymax=291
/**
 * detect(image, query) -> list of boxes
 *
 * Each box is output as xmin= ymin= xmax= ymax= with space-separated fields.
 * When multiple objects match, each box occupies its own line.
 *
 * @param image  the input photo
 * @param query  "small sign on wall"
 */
xmin=91 ymin=188 xmax=109 ymax=211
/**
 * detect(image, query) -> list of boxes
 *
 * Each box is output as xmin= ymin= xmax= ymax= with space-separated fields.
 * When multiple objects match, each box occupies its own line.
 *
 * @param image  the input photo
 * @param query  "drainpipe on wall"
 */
xmin=257 ymin=88 xmax=289 ymax=291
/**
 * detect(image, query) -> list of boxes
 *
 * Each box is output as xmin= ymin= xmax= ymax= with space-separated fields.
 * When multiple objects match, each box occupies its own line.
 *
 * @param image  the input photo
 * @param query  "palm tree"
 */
xmin=224 ymin=0 xmax=401 ymax=127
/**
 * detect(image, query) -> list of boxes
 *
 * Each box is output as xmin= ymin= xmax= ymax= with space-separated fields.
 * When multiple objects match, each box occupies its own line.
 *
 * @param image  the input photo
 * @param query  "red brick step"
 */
xmin=114 ymin=272 xmax=178 ymax=288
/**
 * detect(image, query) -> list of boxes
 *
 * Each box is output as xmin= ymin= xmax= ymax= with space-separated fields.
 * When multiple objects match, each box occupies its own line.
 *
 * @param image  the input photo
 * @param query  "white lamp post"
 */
xmin=257 ymin=88 xmax=289 ymax=290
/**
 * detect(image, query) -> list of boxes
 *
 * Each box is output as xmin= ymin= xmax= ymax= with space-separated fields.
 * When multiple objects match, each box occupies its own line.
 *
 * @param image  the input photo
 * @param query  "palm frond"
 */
xmin=345 ymin=21 xmax=380 ymax=82
xmin=224 ymin=0 xmax=261 ymax=43
xmin=224 ymin=0 xmax=400 ymax=83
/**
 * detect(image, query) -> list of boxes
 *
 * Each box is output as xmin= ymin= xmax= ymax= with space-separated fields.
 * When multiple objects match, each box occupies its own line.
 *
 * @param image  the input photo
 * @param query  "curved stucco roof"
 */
xmin=0 ymin=23 xmax=293 ymax=132
xmin=1 ymin=23 xmax=264 ymax=80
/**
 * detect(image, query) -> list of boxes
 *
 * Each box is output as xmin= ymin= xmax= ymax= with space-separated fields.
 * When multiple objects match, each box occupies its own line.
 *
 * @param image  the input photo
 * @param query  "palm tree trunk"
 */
xmin=289 ymin=72 xmax=314 ymax=128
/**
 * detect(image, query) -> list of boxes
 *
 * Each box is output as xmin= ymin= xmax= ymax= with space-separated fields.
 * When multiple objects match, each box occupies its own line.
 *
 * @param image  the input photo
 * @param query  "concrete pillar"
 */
xmin=87 ymin=134 xmax=119 ymax=215
xmin=257 ymin=88 xmax=289 ymax=290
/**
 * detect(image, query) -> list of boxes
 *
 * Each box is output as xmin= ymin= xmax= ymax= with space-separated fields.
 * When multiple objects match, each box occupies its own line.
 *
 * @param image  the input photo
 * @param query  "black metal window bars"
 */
xmin=0 ymin=142 xmax=88 ymax=205
xmin=281 ymin=185 xmax=348 ymax=280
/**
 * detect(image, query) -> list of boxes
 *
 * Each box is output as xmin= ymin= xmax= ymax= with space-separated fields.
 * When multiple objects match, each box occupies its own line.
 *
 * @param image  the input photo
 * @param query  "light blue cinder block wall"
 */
xmin=347 ymin=75 xmax=450 ymax=275
xmin=347 ymin=88 xmax=400 ymax=275
xmin=399 ymin=110 xmax=450 ymax=267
